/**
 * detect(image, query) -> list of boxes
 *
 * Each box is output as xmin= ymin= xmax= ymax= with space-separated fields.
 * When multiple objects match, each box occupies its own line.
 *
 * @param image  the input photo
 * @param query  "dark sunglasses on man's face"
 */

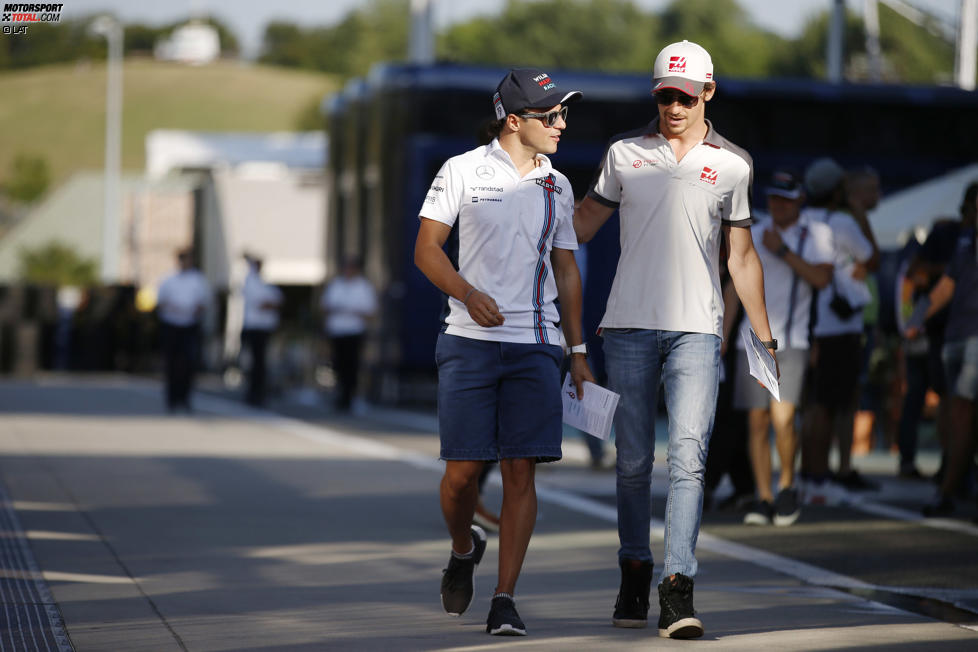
xmin=654 ymin=89 xmax=700 ymax=108
xmin=518 ymin=105 xmax=569 ymax=127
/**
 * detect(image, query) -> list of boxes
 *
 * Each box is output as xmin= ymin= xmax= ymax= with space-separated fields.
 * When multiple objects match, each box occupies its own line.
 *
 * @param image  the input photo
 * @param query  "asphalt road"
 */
xmin=0 ymin=375 xmax=975 ymax=651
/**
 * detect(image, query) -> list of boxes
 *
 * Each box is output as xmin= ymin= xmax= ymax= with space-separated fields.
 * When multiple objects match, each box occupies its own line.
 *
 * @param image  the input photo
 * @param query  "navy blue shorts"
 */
xmin=436 ymin=333 xmax=564 ymax=462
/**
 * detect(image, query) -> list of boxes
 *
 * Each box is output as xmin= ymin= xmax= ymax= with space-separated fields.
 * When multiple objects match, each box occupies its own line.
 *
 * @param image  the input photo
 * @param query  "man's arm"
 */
xmin=725 ymin=224 xmax=776 ymax=360
xmin=414 ymin=217 xmax=503 ymax=327
xmin=574 ymin=196 xmax=616 ymax=244
xmin=925 ymin=275 xmax=955 ymax=319
xmin=905 ymin=274 xmax=955 ymax=339
xmin=551 ymin=247 xmax=595 ymax=396
xmin=760 ymin=228 xmax=833 ymax=289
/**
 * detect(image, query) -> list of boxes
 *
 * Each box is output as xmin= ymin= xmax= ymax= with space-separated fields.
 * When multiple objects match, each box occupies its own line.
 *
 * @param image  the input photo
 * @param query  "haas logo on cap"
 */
xmin=669 ymin=56 xmax=687 ymax=73
xmin=700 ymin=167 xmax=718 ymax=185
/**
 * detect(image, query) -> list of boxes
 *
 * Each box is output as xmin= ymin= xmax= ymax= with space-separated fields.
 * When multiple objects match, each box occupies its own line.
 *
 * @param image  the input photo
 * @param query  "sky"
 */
xmin=65 ymin=0 xmax=962 ymax=59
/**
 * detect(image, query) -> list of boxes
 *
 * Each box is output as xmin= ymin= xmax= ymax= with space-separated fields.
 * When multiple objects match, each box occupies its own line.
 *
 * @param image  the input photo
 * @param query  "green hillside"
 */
xmin=0 ymin=59 xmax=337 ymax=188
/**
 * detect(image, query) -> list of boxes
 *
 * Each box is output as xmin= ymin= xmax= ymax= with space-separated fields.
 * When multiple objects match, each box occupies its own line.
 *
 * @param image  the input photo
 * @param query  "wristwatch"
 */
xmin=775 ymin=244 xmax=790 ymax=258
xmin=570 ymin=343 xmax=588 ymax=357
xmin=760 ymin=339 xmax=778 ymax=351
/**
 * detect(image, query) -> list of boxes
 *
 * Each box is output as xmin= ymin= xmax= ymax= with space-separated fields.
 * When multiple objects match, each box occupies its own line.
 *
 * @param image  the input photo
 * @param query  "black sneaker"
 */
xmin=834 ymin=470 xmax=879 ymax=491
xmin=486 ymin=595 xmax=526 ymax=636
xmin=440 ymin=525 xmax=488 ymax=616
xmin=715 ymin=492 xmax=754 ymax=512
xmin=773 ymin=487 xmax=800 ymax=527
xmin=922 ymin=494 xmax=954 ymax=517
xmin=898 ymin=465 xmax=926 ymax=481
xmin=743 ymin=500 xmax=774 ymax=526
xmin=657 ymin=574 xmax=704 ymax=639
xmin=612 ymin=559 xmax=652 ymax=628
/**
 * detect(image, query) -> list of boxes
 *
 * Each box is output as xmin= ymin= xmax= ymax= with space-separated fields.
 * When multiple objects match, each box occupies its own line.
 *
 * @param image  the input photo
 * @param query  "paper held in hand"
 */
xmin=561 ymin=375 xmax=620 ymax=440
xmin=741 ymin=328 xmax=781 ymax=402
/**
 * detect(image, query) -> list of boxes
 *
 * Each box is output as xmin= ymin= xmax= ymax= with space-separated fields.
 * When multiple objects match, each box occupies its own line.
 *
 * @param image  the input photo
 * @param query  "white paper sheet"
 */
xmin=561 ymin=375 xmax=620 ymax=440
xmin=741 ymin=327 xmax=781 ymax=402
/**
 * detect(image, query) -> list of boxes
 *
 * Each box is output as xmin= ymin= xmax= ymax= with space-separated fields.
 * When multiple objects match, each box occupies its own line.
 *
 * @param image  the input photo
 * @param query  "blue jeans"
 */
xmin=603 ymin=329 xmax=720 ymax=580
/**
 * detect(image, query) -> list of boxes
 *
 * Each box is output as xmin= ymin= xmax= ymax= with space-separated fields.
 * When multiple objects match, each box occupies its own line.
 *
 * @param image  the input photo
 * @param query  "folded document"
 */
xmin=741 ymin=328 xmax=781 ymax=402
xmin=561 ymin=375 xmax=620 ymax=440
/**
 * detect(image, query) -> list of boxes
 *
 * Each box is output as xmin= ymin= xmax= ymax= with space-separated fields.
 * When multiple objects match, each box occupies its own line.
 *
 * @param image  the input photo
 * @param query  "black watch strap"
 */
xmin=761 ymin=339 xmax=778 ymax=351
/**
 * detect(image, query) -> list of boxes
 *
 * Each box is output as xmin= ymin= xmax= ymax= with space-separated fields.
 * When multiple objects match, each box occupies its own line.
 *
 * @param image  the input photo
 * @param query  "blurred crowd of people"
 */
xmin=154 ymin=249 xmax=377 ymax=413
xmin=704 ymin=161 xmax=977 ymax=523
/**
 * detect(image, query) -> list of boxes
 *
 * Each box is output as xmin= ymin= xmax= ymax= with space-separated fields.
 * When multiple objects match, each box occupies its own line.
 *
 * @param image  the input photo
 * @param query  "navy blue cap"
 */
xmin=492 ymin=68 xmax=582 ymax=119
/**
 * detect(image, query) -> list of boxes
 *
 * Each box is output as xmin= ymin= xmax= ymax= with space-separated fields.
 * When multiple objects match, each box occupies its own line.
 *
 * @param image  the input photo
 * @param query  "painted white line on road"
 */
xmin=844 ymin=494 xmax=978 ymax=537
xmin=140 ymin=388 xmax=978 ymax=626
xmin=42 ymin=571 xmax=134 ymax=584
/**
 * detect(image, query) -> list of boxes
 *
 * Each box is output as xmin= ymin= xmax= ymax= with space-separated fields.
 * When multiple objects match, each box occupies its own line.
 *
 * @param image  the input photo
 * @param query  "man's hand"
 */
xmin=465 ymin=290 xmax=504 ymax=327
xmin=761 ymin=228 xmax=784 ymax=254
xmin=569 ymin=354 xmax=596 ymax=399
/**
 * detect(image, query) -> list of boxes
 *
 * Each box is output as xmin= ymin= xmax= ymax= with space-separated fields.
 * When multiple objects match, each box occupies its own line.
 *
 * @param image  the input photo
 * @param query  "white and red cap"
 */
xmin=652 ymin=40 xmax=714 ymax=96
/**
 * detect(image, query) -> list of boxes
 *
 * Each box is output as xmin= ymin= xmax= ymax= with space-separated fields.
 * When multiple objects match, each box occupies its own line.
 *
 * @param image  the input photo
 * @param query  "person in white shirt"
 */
xmin=800 ymin=158 xmax=879 ymax=500
xmin=415 ymin=68 xmax=593 ymax=636
xmin=156 ymin=248 xmax=211 ymax=411
xmin=727 ymin=170 xmax=834 ymax=527
xmin=319 ymin=255 xmax=377 ymax=411
xmin=241 ymin=254 xmax=283 ymax=406
xmin=574 ymin=40 xmax=776 ymax=639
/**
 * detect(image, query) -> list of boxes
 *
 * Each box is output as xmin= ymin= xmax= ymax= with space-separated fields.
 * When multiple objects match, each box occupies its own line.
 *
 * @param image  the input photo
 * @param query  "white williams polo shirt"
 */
xmin=589 ymin=118 xmax=753 ymax=337
xmin=419 ymin=139 xmax=577 ymax=345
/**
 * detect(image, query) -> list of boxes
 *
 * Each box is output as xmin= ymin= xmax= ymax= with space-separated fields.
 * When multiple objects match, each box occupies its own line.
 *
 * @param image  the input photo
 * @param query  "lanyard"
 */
xmin=784 ymin=226 xmax=809 ymax=349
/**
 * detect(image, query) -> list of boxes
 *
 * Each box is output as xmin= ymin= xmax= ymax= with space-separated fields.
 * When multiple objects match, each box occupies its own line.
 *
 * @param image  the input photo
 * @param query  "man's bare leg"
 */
xmin=495 ymin=458 xmax=537 ymax=595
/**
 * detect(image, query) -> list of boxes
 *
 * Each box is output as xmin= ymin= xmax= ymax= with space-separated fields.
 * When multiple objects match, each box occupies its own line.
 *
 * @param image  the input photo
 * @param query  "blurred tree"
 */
xmin=294 ymin=94 xmax=328 ymax=131
xmin=0 ymin=19 xmax=101 ymax=69
xmin=874 ymin=4 xmax=953 ymax=83
xmin=0 ymin=15 xmax=240 ymax=69
xmin=259 ymin=0 xmax=408 ymax=78
xmin=124 ymin=23 xmax=163 ymax=55
xmin=3 ymin=154 xmax=50 ymax=203
xmin=18 ymin=241 xmax=98 ymax=287
xmin=772 ymin=4 xmax=954 ymax=83
xmin=438 ymin=0 xmax=659 ymax=71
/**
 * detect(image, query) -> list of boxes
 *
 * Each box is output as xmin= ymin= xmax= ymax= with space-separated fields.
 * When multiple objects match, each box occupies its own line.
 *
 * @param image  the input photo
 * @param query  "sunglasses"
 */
xmin=654 ymin=89 xmax=700 ymax=108
xmin=518 ymin=106 xmax=569 ymax=127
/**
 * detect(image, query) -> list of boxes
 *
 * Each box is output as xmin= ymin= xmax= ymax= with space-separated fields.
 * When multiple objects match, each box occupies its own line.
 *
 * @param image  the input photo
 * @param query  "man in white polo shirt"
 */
xmin=729 ymin=170 xmax=834 ymax=527
xmin=415 ymin=68 xmax=594 ymax=637
xmin=575 ymin=40 xmax=776 ymax=639
xmin=156 ymin=247 xmax=211 ymax=412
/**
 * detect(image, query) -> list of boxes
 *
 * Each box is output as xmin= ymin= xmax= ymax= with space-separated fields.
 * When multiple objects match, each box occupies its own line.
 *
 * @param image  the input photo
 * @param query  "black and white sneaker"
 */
xmin=440 ymin=525 xmax=488 ymax=616
xmin=657 ymin=574 xmax=704 ymax=639
xmin=743 ymin=499 xmax=774 ymax=526
xmin=612 ymin=559 xmax=652 ymax=628
xmin=486 ymin=594 xmax=526 ymax=636
xmin=773 ymin=487 xmax=801 ymax=527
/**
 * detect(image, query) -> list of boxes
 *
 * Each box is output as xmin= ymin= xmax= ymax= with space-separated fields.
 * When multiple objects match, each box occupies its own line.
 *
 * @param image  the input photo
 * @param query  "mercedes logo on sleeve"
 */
xmin=476 ymin=165 xmax=496 ymax=179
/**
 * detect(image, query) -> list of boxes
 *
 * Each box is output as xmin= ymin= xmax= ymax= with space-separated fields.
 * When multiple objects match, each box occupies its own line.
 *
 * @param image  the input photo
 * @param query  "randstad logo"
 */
xmin=668 ymin=56 xmax=687 ymax=73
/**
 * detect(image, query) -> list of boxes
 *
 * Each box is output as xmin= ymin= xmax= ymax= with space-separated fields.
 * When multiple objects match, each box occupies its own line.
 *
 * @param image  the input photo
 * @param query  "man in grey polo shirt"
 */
xmin=575 ymin=40 xmax=776 ymax=639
